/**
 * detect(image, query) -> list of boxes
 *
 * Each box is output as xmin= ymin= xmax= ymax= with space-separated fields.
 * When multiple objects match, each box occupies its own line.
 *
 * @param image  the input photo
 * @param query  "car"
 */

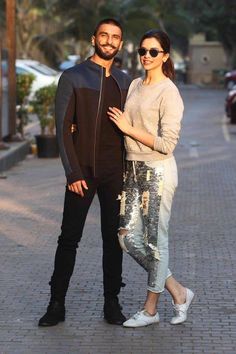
xmin=224 ymin=69 xmax=236 ymax=90
xmin=59 ymin=55 xmax=80 ymax=71
xmin=225 ymin=85 xmax=236 ymax=124
xmin=16 ymin=59 xmax=61 ymax=98
xmin=174 ymin=61 xmax=187 ymax=83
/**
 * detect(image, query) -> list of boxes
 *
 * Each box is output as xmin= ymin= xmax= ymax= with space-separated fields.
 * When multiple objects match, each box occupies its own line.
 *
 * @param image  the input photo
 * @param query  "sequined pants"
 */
xmin=119 ymin=157 xmax=178 ymax=293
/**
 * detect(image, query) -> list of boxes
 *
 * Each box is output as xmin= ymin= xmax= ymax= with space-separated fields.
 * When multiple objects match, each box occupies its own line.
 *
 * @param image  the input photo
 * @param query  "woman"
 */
xmin=107 ymin=30 xmax=194 ymax=328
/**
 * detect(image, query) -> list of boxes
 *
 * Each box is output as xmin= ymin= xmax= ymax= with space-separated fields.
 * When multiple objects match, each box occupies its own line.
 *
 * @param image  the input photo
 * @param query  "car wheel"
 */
xmin=227 ymin=80 xmax=236 ymax=90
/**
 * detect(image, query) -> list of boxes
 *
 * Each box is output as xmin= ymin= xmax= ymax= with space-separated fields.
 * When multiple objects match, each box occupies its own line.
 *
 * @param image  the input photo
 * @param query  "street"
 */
xmin=0 ymin=86 xmax=236 ymax=354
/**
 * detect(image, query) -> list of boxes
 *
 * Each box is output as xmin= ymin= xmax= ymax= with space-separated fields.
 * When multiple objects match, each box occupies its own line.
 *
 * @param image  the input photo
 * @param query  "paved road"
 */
xmin=0 ymin=86 xmax=236 ymax=354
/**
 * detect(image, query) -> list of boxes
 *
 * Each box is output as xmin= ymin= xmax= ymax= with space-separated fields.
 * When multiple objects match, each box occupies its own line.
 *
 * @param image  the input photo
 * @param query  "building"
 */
xmin=188 ymin=33 xmax=228 ymax=86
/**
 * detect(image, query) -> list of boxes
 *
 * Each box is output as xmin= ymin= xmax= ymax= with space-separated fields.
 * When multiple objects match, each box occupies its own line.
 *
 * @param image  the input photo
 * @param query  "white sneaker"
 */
xmin=170 ymin=288 xmax=194 ymax=325
xmin=123 ymin=310 xmax=160 ymax=328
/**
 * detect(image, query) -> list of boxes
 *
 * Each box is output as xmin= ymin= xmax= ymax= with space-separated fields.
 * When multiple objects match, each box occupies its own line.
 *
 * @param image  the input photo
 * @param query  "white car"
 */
xmin=16 ymin=59 xmax=61 ymax=98
xmin=59 ymin=54 xmax=80 ymax=71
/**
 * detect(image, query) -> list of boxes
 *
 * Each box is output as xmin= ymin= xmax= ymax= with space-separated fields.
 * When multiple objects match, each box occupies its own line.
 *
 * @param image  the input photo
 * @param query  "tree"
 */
xmin=99 ymin=0 xmax=193 ymax=76
xmin=182 ymin=0 xmax=236 ymax=68
xmin=14 ymin=0 xmax=194 ymax=70
xmin=16 ymin=0 xmax=63 ymax=66
xmin=51 ymin=0 xmax=108 ymax=60
xmin=5 ymin=0 xmax=235 ymax=71
xmin=0 ymin=0 xmax=6 ymax=44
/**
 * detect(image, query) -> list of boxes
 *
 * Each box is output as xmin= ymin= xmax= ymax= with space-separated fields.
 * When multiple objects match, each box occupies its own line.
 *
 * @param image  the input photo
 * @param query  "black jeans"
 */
xmin=50 ymin=164 xmax=123 ymax=303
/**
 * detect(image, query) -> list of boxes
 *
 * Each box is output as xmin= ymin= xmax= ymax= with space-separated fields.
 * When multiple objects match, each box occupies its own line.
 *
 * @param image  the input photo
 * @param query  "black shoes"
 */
xmin=38 ymin=301 xmax=65 ymax=327
xmin=104 ymin=298 xmax=126 ymax=325
xmin=38 ymin=298 xmax=125 ymax=326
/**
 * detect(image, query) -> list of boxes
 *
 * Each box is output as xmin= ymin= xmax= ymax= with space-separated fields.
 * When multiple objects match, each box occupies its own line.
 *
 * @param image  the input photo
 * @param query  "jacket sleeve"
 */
xmin=55 ymin=73 xmax=84 ymax=184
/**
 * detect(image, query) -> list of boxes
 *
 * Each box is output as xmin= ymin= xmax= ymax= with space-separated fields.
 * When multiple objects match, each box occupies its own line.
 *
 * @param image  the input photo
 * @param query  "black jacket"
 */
xmin=55 ymin=59 xmax=131 ymax=184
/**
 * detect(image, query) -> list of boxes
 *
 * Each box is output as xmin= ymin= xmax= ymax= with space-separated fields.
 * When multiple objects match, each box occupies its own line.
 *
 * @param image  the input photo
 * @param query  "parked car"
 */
xmin=16 ymin=59 xmax=61 ymax=99
xmin=59 ymin=55 xmax=80 ymax=71
xmin=174 ymin=61 xmax=187 ymax=83
xmin=224 ymin=70 xmax=236 ymax=90
xmin=225 ymin=85 xmax=236 ymax=124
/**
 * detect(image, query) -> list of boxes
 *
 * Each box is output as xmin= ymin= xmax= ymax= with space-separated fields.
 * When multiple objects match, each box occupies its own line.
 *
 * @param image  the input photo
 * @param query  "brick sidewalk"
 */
xmin=0 ymin=87 xmax=236 ymax=354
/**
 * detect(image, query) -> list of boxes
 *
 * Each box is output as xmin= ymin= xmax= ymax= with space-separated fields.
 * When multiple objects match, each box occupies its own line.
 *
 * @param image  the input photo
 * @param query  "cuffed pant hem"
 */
xmin=147 ymin=286 xmax=165 ymax=294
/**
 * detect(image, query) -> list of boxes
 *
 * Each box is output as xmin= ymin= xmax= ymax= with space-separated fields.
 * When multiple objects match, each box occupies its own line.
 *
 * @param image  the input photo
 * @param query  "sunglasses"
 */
xmin=138 ymin=47 xmax=165 ymax=57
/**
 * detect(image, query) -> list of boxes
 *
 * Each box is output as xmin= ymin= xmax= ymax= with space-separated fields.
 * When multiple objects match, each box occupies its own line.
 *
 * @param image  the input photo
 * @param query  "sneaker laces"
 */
xmin=132 ymin=311 xmax=141 ymax=320
xmin=173 ymin=304 xmax=185 ymax=314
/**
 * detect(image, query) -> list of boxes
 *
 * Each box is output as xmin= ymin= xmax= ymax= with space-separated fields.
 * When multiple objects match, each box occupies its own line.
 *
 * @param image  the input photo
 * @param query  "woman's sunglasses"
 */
xmin=138 ymin=47 xmax=165 ymax=58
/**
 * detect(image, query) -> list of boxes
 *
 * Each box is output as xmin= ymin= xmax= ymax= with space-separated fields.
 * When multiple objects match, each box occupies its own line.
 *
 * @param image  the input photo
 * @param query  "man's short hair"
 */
xmin=93 ymin=18 xmax=123 ymax=38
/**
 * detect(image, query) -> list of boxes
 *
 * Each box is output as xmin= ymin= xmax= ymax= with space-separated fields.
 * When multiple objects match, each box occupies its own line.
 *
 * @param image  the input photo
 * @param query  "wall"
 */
xmin=188 ymin=34 xmax=227 ymax=85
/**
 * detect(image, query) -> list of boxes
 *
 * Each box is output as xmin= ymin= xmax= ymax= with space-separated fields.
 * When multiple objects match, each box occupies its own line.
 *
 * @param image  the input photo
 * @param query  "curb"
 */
xmin=0 ymin=140 xmax=30 ymax=173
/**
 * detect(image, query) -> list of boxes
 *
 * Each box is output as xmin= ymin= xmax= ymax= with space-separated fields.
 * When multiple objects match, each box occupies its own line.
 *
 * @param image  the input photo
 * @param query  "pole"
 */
xmin=6 ymin=0 xmax=16 ymax=137
xmin=0 ymin=45 xmax=2 ymax=141
xmin=0 ymin=46 xmax=10 ymax=150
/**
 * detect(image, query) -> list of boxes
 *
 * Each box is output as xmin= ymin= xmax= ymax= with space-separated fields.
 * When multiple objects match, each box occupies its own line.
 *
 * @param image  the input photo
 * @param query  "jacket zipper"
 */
xmin=111 ymin=73 xmax=125 ymax=169
xmin=111 ymin=73 xmax=123 ymax=109
xmin=93 ymin=67 xmax=104 ymax=177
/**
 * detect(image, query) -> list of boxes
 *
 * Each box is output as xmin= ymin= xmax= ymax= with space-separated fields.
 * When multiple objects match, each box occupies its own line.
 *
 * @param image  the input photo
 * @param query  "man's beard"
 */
xmin=94 ymin=42 xmax=119 ymax=60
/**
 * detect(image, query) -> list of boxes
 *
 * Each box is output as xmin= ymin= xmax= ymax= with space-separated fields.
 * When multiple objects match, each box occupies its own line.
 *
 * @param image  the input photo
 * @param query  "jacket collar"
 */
xmin=85 ymin=58 xmax=122 ymax=77
xmin=84 ymin=58 xmax=129 ymax=88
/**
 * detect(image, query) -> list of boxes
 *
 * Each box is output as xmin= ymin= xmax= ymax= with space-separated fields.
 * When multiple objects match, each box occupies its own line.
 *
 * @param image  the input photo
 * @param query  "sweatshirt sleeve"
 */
xmin=55 ymin=73 xmax=84 ymax=184
xmin=153 ymin=87 xmax=184 ymax=154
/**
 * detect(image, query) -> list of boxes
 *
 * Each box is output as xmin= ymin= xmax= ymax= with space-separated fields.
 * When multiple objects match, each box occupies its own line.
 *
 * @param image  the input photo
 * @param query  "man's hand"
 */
xmin=68 ymin=180 xmax=88 ymax=197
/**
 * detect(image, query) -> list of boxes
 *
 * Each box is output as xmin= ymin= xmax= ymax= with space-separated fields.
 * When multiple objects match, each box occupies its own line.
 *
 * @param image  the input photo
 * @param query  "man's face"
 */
xmin=92 ymin=23 xmax=123 ymax=60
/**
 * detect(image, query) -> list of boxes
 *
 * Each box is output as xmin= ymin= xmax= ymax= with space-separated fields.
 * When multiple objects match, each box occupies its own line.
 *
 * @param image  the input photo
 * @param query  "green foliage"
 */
xmin=32 ymin=84 xmax=57 ymax=136
xmin=181 ymin=0 xmax=236 ymax=67
xmin=16 ymin=73 xmax=35 ymax=138
xmin=16 ymin=1 xmax=63 ymax=67
xmin=15 ymin=0 xmax=236 ymax=68
xmin=16 ymin=73 xmax=35 ymax=105
xmin=0 ymin=0 xmax=5 ymax=29
xmin=15 ymin=0 xmax=194 ymax=66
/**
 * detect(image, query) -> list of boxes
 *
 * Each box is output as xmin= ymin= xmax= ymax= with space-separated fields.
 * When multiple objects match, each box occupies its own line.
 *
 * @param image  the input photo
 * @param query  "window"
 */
xmin=28 ymin=63 xmax=58 ymax=76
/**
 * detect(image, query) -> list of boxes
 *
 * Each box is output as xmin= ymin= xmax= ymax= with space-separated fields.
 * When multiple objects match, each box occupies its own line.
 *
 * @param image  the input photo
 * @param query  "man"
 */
xmin=38 ymin=18 xmax=131 ymax=327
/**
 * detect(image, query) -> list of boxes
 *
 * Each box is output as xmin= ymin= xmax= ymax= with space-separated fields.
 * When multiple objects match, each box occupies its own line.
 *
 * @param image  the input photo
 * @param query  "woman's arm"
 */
xmin=108 ymin=86 xmax=184 ymax=154
xmin=108 ymin=106 xmax=155 ymax=149
xmin=153 ymin=89 xmax=184 ymax=154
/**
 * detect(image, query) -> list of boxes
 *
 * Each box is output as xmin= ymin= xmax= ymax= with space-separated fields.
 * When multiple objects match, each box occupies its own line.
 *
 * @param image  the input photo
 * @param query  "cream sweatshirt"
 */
xmin=124 ymin=77 xmax=184 ymax=161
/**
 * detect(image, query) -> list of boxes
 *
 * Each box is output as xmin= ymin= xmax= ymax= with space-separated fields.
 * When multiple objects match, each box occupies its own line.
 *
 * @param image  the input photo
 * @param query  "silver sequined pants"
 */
xmin=119 ymin=157 xmax=178 ymax=293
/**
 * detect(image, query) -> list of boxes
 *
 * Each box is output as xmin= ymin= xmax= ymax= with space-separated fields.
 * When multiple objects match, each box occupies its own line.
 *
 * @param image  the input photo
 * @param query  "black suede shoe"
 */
xmin=38 ymin=301 xmax=65 ymax=327
xmin=104 ymin=298 xmax=126 ymax=325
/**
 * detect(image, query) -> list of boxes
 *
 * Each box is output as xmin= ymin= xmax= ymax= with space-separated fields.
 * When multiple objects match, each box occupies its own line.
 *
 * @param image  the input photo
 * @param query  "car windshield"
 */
xmin=27 ymin=63 xmax=58 ymax=76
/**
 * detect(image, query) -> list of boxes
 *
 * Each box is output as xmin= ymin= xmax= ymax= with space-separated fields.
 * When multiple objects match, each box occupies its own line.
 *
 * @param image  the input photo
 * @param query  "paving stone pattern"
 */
xmin=0 ymin=87 xmax=236 ymax=354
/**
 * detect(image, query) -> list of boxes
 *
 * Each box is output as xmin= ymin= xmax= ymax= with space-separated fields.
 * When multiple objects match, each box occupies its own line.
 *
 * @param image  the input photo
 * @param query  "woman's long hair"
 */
xmin=139 ymin=29 xmax=175 ymax=81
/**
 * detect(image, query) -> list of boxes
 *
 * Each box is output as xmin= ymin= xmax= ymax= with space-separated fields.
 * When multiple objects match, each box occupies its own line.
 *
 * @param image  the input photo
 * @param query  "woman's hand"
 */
xmin=108 ymin=106 xmax=155 ymax=149
xmin=107 ymin=107 xmax=131 ymax=135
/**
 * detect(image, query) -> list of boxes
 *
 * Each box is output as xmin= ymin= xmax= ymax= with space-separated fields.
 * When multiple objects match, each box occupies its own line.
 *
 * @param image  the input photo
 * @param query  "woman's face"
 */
xmin=139 ymin=37 xmax=169 ymax=72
